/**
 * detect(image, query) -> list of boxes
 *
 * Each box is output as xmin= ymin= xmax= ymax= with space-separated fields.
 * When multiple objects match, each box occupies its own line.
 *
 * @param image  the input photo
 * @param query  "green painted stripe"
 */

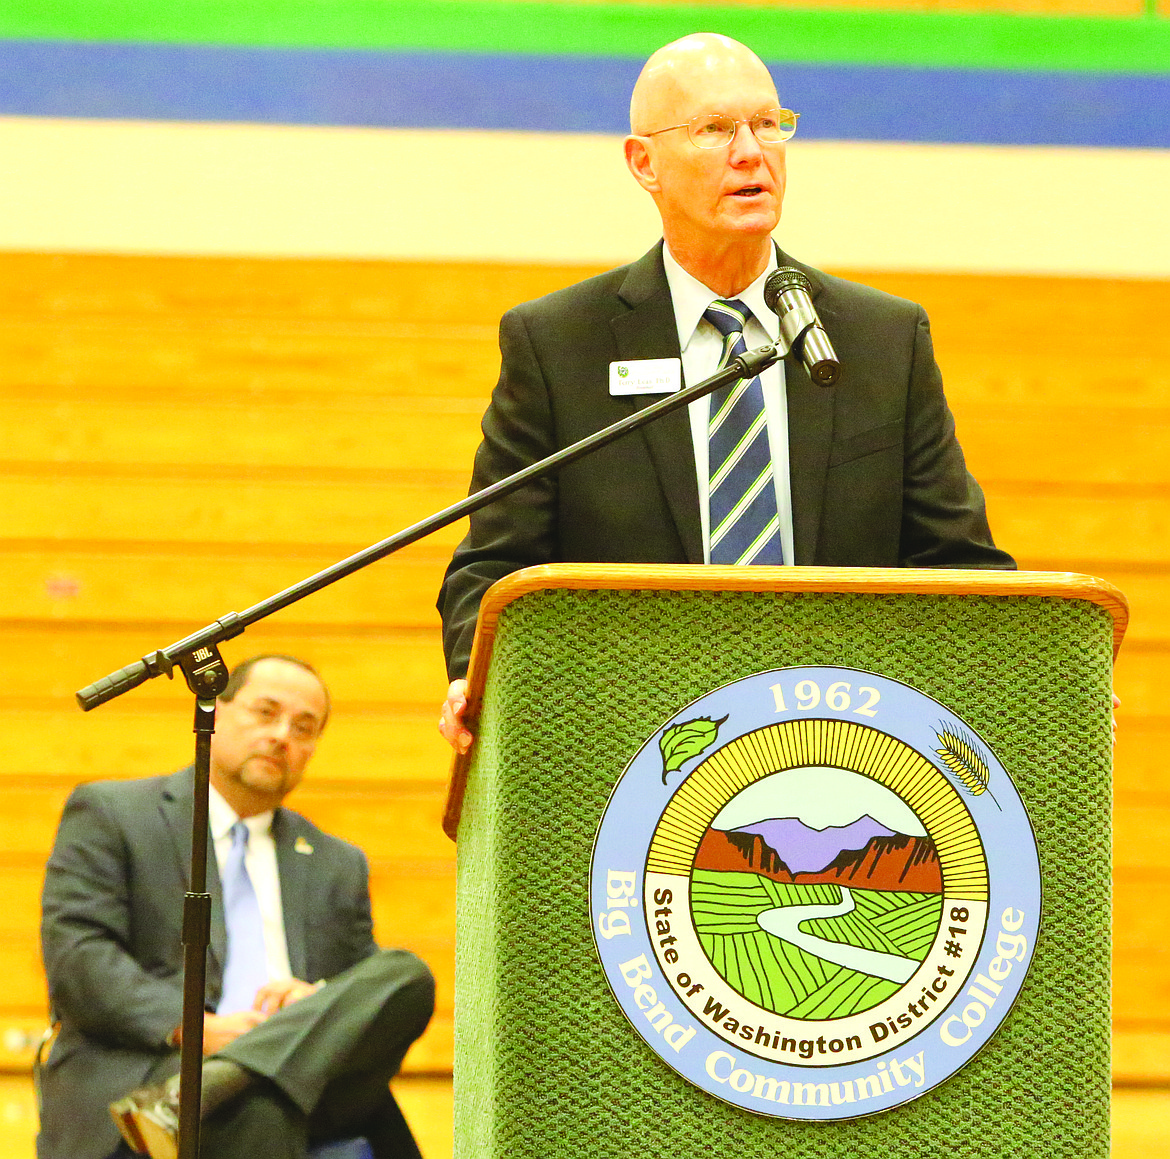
xmin=1 ymin=2 xmax=1167 ymax=74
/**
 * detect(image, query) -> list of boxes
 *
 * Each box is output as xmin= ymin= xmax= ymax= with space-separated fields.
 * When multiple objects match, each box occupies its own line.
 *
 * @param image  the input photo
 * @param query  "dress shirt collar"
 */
xmin=662 ymin=242 xmax=781 ymax=350
xmin=208 ymin=783 xmax=275 ymax=843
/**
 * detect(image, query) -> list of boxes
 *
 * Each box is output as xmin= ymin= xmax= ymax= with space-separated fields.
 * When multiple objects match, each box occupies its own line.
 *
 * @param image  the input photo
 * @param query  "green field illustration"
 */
xmin=691 ymin=869 xmax=944 ymax=1018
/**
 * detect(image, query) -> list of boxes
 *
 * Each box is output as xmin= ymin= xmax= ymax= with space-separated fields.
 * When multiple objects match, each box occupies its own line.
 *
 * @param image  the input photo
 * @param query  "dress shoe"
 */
xmin=108 ymin=1091 xmax=148 ymax=1153
xmin=109 ymin=1080 xmax=180 ymax=1159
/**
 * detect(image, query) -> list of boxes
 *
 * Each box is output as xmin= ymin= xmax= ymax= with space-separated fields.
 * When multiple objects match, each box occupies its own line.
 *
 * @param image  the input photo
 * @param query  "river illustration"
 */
xmin=756 ymin=886 xmax=919 ymax=984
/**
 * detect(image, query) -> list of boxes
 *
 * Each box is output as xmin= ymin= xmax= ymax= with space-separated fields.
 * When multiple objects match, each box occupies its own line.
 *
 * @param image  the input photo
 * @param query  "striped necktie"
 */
xmin=704 ymin=299 xmax=784 ymax=565
xmin=217 ymin=820 xmax=268 ymax=1014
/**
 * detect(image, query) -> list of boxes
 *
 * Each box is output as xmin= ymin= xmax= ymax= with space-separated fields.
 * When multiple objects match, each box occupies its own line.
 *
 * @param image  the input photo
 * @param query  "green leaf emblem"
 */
xmin=617 ymin=365 xmax=629 ymax=378
xmin=659 ymin=714 xmax=729 ymax=784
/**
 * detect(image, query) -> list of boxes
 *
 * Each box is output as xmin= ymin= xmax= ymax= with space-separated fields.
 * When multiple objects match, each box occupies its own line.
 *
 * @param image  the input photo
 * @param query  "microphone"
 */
xmin=763 ymin=267 xmax=840 ymax=386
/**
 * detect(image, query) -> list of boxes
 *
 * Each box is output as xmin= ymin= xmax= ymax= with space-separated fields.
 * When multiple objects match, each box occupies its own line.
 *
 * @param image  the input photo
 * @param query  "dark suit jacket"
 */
xmin=39 ymin=768 xmax=378 ymax=1159
xmin=438 ymin=243 xmax=1014 ymax=676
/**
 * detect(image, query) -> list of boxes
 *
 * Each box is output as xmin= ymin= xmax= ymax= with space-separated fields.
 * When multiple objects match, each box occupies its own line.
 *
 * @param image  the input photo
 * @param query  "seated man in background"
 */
xmin=40 ymin=654 xmax=434 ymax=1159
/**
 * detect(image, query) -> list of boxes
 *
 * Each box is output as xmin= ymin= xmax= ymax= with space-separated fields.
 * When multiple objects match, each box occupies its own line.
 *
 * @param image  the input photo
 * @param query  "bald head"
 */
xmin=629 ymin=33 xmax=778 ymax=136
xmin=622 ymin=32 xmax=788 ymax=295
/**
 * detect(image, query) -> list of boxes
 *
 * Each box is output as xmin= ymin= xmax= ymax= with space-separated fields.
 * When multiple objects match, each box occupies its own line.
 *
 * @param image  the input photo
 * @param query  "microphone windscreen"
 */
xmin=763 ymin=267 xmax=813 ymax=315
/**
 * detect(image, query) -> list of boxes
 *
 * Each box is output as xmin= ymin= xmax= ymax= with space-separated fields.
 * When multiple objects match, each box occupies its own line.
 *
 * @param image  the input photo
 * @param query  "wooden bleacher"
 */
xmin=1 ymin=250 xmax=1167 ymax=1083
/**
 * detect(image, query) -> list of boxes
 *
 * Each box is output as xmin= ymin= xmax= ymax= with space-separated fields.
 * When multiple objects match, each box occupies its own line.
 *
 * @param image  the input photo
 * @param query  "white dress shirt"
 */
xmin=209 ymin=785 xmax=294 ymax=987
xmin=662 ymin=243 xmax=795 ymax=565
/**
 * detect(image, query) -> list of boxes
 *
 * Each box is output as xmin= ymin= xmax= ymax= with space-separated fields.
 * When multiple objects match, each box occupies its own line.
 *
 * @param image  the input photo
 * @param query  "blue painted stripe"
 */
xmin=0 ymin=41 xmax=1165 ymax=148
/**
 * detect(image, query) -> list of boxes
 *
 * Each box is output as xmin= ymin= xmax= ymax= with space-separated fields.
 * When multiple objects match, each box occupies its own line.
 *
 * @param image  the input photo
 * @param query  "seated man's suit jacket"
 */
xmin=438 ymin=243 xmax=1015 ymax=677
xmin=39 ymin=767 xmax=378 ymax=1159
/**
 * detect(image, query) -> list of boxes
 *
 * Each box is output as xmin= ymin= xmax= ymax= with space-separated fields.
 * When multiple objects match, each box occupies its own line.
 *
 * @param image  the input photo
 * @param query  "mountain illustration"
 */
xmin=695 ymin=815 xmax=943 ymax=893
xmin=734 ymin=815 xmax=896 ymax=874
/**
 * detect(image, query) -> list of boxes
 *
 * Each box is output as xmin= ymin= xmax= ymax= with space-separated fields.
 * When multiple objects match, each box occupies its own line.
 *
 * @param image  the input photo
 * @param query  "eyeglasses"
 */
xmin=242 ymin=699 xmax=321 ymax=742
xmin=643 ymin=109 xmax=800 ymax=149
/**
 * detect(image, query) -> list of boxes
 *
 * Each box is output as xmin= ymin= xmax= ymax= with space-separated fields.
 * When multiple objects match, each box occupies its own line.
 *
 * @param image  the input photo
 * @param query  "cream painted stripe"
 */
xmin=0 ymin=116 xmax=1167 ymax=277
xmin=785 ymin=139 xmax=1170 ymax=280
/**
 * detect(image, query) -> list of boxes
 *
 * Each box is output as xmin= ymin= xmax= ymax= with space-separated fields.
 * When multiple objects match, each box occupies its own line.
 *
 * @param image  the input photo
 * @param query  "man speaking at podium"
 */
xmin=438 ymin=32 xmax=1014 ymax=751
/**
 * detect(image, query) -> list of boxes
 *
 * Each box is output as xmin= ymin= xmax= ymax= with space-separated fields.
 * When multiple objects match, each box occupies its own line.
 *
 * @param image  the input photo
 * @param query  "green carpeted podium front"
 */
xmin=444 ymin=566 xmax=1125 ymax=1159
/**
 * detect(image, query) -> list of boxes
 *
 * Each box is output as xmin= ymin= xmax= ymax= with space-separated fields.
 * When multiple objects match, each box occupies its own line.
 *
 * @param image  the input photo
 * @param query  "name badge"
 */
xmin=609 ymin=358 xmax=682 ymax=396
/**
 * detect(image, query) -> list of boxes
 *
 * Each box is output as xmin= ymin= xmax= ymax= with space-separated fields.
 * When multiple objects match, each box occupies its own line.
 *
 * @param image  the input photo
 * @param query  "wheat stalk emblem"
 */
xmin=934 ymin=723 xmax=1001 ymax=811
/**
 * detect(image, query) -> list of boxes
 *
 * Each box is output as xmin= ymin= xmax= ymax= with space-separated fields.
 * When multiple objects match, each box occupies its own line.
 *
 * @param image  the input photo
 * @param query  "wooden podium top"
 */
xmin=443 ymin=565 xmax=1128 ymax=838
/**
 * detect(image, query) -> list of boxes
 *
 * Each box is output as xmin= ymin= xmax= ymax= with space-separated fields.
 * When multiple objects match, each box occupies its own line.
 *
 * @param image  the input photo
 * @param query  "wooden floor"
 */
xmin=0 ymin=1074 xmax=455 ymax=1159
xmin=3 ymin=1074 xmax=1167 ymax=1157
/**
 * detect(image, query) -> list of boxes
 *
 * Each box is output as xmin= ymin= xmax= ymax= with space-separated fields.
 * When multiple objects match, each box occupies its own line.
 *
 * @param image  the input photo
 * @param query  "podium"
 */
xmin=444 ymin=565 xmax=1125 ymax=1159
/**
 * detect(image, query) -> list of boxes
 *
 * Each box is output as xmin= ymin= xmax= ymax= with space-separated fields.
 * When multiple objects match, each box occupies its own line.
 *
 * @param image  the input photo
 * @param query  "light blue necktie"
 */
xmin=705 ymin=299 xmax=784 ymax=565
xmin=217 ymin=820 xmax=268 ymax=1015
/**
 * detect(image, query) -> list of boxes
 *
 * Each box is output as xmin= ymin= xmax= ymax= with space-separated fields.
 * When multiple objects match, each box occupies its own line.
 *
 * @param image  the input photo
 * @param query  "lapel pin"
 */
xmin=294 ymin=836 xmax=314 ymax=855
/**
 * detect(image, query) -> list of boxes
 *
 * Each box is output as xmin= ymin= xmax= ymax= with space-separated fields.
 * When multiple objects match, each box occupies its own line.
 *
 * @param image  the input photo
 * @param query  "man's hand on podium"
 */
xmin=440 ymin=679 xmax=474 ymax=754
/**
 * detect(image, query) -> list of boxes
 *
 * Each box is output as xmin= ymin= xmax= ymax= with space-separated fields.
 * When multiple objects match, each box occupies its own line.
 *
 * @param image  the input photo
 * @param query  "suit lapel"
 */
xmin=159 ymin=768 xmax=228 ymax=984
xmin=610 ymin=245 xmax=704 ymax=563
xmin=272 ymin=809 xmax=309 ymax=980
xmin=776 ymin=247 xmax=835 ymax=563
xmin=158 ymin=769 xmax=193 ymax=890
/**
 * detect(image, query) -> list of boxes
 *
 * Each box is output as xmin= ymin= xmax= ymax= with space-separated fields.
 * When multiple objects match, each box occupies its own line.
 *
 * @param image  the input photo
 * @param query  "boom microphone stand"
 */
xmin=75 ymin=338 xmax=796 ymax=1159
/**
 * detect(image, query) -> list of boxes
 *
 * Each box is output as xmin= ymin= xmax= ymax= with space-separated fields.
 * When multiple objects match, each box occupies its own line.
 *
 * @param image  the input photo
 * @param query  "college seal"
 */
xmin=591 ymin=666 xmax=1040 ymax=1120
